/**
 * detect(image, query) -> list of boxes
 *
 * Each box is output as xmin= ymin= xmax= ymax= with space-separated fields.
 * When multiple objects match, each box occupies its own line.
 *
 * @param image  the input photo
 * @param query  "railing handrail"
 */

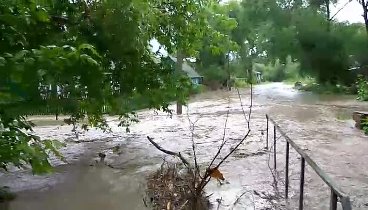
xmin=266 ymin=114 xmax=352 ymax=210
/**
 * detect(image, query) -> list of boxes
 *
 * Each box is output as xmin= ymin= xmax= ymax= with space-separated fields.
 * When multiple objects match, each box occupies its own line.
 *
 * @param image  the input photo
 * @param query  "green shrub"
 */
xmin=362 ymin=118 xmax=368 ymax=135
xmin=284 ymin=56 xmax=300 ymax=81
xmin=300 ymin=81 xmax=350 ymax=94
xmin=230 ymin=62 xmax=248 ymax=78
xmin=357 ymin=76 xmax=368 ymax=101
xmin=234 ymin=78 xmax=249 ymax=88
xmin=254 ymin=57 xmax=300 ymax=82
xmin=260 ymin=59 xmax=285 ymax=82
xmin=200 ymin=65 xmax=228 ymax=82
xmin=190 ymin=84 xmax=206 ymax=95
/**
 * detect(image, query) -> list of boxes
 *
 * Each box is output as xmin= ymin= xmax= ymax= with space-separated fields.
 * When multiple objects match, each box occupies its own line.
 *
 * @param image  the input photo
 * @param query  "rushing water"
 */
xmin=0 ymin=83 xmax=367 ymax=210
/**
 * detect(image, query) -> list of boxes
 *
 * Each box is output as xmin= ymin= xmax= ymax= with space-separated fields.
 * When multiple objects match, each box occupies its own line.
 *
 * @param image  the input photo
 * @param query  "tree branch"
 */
xmin=196 ymin=83 xmax=254 ymax=194
xmin=146 ymin=136 xmax=190 ymax=167
xmin=186 ymin=110 xmax=201 ymax=178
xmin=207 ymin=108 xmax=230 ymax=169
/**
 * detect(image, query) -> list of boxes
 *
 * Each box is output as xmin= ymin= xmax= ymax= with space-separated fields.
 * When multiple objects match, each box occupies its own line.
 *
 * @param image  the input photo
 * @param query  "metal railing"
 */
xmin=265 ymin=114 xmax=352 ymax=210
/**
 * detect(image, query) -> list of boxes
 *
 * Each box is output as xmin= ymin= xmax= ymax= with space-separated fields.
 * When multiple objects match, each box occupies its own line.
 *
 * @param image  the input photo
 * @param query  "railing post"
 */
xmin=299 ymin=157 xmax=305 ymax=210
xmin=285 ymin=142 xmax=290 ymax=199
xmin=330 ymin=189 xmax=338 ymax=210
xmin=341 ymin=197 xmax=352 ymax=210
xmin=266 ymin=115 xmax=269 ymax=150
xmin=274 ymin=125 xmax=277 ymax=170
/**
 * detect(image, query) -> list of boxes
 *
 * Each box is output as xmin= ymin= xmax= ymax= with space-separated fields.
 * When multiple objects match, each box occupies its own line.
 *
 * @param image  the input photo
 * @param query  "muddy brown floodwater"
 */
xmin=0 ymin=83 xmax=367 ymax=210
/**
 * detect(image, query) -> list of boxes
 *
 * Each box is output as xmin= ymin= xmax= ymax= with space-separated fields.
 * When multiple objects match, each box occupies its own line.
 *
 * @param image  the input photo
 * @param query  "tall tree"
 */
xmin=0 ymin=0 xmax=233 ymax=173
xmin=358 ymin=0 xmax=368 ymax=33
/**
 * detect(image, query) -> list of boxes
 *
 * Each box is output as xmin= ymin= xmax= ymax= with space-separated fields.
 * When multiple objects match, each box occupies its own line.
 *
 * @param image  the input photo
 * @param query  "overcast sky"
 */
xmin=332 ymin=0 xmax=364 ymax=23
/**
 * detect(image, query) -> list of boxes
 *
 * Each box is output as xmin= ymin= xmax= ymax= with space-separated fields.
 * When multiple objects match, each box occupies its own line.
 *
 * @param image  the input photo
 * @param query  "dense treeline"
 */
xmin=1 ymin=0 xmax=368 ymax=173
xmin=198 ymin=0 xmax=368 ymax=96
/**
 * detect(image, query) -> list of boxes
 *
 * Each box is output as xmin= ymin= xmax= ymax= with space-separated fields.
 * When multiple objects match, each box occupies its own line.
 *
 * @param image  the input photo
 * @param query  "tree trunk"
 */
xmin=176 ymin=50 xmax=184 ymax=115
xmin=364 ymin=2 xmax=368 ymax=34
xmin=226 ymin=53 xmax=231 ymax=91
xmin=248 ymin=41 xmax=256 ymax=84
xmin=326 ymin=0 xmax=331 ymax=31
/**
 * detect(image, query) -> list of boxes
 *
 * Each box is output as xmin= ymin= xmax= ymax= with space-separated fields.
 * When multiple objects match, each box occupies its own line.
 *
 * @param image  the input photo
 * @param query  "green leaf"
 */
xmin=78 ymin=44 xmax=101 ymax=59
xmin=34 ymin=8 xmax=49 ymax=23
xmin=43 ymin=140 xmax=66 ymax=162
xmin=0 ymin=57 xmax=6 ymax=66
xmin=80 ymin=54 xmax=99 ymax=66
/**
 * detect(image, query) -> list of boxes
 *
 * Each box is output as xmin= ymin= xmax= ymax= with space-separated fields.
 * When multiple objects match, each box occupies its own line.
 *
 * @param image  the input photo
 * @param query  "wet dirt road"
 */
xmin=0 ymin=83 xmax=367 ymax=210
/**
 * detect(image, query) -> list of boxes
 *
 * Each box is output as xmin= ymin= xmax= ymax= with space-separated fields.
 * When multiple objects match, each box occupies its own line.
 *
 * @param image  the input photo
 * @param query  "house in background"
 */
xmin=167 ymin=55 xmax=203 ymax=85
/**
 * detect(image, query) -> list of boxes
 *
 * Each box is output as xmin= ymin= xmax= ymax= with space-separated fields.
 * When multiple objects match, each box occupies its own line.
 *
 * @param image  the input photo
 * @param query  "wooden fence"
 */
xmin=265 ymin=114 xmax=352 ymax=210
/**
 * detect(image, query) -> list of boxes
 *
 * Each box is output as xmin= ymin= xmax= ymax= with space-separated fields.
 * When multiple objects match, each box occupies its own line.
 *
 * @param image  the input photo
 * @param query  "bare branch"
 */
xmin=195 ymin=97 xmax=231 ymax=195
xmin=186 ymin=109 xmax=201 ymax=177
xmin=146 ymin=136 xmax=190 ymax=167
xmin=178 ymin=200 xmax=189 ymax=210
xmin=208 ymin=108 xmax=230 ymax=169
xmin=232 ymin=190 xmax=255 ymax=210
xmin=214 ymin=84 xmax=253 ymax=169
xmin=196 ymin=84 xmax=254 ymax=195
xmin=215 ymin=130 xmax=251 ymax=169
xmin=237 ymin=88 xmax=248 ymax=123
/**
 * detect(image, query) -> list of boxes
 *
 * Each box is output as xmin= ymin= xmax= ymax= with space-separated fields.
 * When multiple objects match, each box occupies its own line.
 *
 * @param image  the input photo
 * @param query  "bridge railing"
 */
xmin=265 ymin=114 xmax=352 ymax=210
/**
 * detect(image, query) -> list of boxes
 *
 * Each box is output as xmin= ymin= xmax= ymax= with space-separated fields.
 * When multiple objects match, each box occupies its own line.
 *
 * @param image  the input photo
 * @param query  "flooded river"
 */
xmin=0 ymin=83 xmax=367 ymax=210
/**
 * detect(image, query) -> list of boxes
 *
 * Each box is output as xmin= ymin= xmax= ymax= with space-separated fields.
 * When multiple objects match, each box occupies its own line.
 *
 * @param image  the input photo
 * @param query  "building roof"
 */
xmin=169 ymin=55 xmax=203 ymax=78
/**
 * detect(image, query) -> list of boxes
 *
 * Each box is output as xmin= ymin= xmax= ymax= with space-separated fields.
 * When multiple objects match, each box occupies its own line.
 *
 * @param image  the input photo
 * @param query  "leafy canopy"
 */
xmin=0 ymin=0 xmax=233 ymax=173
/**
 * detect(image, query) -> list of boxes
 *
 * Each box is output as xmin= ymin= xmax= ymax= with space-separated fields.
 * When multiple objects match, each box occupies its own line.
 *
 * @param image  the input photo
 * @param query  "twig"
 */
xmin=237 ymin=88 xmax=248 ymax=123
xmin=196 ymin=84 xmax=253 ymax=195
xmin=186 ymin=108 xmax=201 ymax=178
xmin=195 ymin=96 xmax=231 ymax=195
xmin=232 ymin=190 xmax=255 ymax=210
xmin=208 ymin=108 xmax=230 ymax=169
xmin=233 ymin=191 xmax=248 ymax=206
xmin=213 ymin=86 xmax=252 ymax=169
xmin=216 ymin=197 xmax=223 ymax=210
xmin=146 ymin=136 xmax=190 ymax=167
xmin=178 ymin=200 xmax=189 ymax=210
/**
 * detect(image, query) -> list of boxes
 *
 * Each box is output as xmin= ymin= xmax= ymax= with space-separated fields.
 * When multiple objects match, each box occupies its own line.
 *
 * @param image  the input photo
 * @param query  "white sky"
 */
xmin=332 ymin=0 xmax=363 ymax=23
xmin=150 ymin=39 xmax=168 ymax=56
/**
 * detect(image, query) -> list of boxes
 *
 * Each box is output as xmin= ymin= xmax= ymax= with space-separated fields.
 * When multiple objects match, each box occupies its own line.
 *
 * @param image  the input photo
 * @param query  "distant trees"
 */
xmin=197 ymin=0 xmax=368 ymax=86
